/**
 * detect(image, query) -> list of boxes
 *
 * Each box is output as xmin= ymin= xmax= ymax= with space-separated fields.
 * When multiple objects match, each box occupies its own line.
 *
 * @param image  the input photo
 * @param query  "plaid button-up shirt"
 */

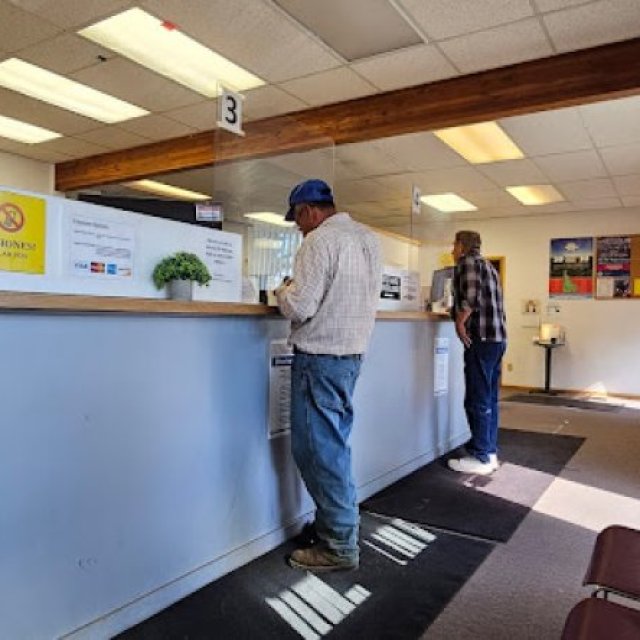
xmin=276 ymin=213 xmax=382 ymax=356
xmin=453 ymin=250 xmax=507 ymax=342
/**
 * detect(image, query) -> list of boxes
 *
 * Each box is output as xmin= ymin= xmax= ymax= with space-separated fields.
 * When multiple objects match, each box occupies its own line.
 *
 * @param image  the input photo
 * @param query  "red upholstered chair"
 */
xmin=561 ymin=598 xmax=640 ymax=640
xmin=584 ymin=525 xmax=640 ymax=600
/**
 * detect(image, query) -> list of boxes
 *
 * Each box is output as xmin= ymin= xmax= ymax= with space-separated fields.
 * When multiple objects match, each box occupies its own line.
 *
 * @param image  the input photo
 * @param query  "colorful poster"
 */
xmin=0 ymin=191 xmax=46 ymax=274
xmin=596 ymin=236 xmax=631 ymax=298
xmin=549 ymin=237 xmax=593 ymax=298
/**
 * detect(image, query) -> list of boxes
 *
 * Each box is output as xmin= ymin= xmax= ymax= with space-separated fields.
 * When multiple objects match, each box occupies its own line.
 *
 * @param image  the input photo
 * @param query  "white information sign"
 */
xmin=195 ymin=201 xmax=223 ymax=223
xmin=434 ymin=337 xmax=449 ymax=396
xmin=269 ymin=340 xmax=294 ymax=437
xmin=200 ymin=232 xmax=242 ymax=300
xmin=217 ymin=87 xmax=245 ymax=136
xmin=68 ymin=215 xmax=134 ymax=279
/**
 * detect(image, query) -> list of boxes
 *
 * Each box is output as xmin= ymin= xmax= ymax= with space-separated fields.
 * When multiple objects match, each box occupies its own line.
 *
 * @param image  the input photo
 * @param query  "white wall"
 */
xmin=0 ymin=151 xmax=54 ymax=193
xmin=454 ymin=208 xmax=640 ymax=396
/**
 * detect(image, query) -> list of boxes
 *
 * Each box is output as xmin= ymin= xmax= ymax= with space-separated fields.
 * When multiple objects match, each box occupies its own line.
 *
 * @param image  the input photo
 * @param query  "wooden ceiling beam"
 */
xmin=55 ymin=36 xmax=640 ymax=191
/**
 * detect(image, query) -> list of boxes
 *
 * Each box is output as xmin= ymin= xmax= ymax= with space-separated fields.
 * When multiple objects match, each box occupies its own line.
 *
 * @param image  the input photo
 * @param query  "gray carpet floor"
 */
xmin=422 ymin=400 xmax=640 ymax=640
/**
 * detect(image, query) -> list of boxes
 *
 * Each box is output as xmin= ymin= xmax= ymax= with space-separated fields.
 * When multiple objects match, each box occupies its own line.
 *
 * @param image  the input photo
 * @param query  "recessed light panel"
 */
xmin=80 ymin=8 xmax=264 ymax=96
xmin=244 ymin=212 xmax=295 ymax=227
xmin=0 ymin=58 xmax=148 ymax=123
xmin=127 ymin=180 xmax=210 ymax=201
xmin=0 ymin=114 xmax=61 ymax=144
xmin=506 ymin=185 xmax=565 ymax=205
xmin=434 ymin=122 xmax=524 ymax=164
xmin=420 ymin=193 xmax=477 ymax=212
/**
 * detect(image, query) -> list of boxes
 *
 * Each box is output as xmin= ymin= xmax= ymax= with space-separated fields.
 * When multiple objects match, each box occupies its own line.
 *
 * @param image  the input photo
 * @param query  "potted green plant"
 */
xmin=152 ymin=251 xmax=212 ymax=300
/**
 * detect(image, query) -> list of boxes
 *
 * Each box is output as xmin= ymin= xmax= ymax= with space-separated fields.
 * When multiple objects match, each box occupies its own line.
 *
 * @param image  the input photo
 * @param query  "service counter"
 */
xmin=0 ymin=292 xmax=469 ymax=640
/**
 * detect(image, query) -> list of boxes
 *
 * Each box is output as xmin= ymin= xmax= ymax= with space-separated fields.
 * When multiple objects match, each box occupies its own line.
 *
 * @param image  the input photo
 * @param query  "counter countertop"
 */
xmin=0 ymin=291 xmax=450 ymax=322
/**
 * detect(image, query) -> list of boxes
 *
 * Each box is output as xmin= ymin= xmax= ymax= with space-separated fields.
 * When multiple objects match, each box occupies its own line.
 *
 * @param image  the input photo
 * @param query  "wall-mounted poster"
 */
xmin=596 ymin=236 xmax=631 ymax=298
xmin=549 ymin=237 xmax=593 ymax=298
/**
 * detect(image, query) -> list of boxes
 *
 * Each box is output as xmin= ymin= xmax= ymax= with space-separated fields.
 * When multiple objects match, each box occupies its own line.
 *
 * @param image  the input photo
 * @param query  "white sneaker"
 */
xmin=489 ymin=453 xmax=499 ymax=470
xmin=448 ymin=456 xmax=495 ymax=475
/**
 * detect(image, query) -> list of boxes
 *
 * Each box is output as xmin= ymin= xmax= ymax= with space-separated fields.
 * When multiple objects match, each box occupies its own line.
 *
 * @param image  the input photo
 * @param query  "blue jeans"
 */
xmin=463 ymin=340 xmax=506 ymax=463
xmin=290 ymin=351 xmax=362 ymax=562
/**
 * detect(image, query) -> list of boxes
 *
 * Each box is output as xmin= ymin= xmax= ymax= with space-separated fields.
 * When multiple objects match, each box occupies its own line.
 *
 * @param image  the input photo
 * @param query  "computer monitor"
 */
xmin=430 ymin=267 xmax=454 ymax=305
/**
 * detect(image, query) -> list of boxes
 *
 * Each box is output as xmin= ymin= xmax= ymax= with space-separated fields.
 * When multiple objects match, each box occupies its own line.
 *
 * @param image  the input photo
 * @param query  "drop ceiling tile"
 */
xmin=117 ymin=114 xmax=196 ymax=140
xmin=76 ymin=126 xmax=150 ymax=150
xmin=279 ymin=67 xmax=377 ymax=107
xmin=533 ymin=0 xmax=592 ymax=10
xmin=350 ymin=44 xmax=457 ymax=91
xmin=569 ymin=196 xmax=622 ymax=209
xmin=599 ymin=143 xmax=640 ymax=176
xmin=0 ymin=87 xmax=98 ymax=135
xmin=10 ymin=0 xmax=135 ymax=28
xmin=243 ymin=86 xmax=307 ymax=121
xmin=141 ymin=0 xmax=342 ymax=83
xmin=34 ymin=136 xmax=109 ymax=160
xmin=613 ymin=175 xmax=640 ymax=196
xmin=266 ymin=150 xmax=334 ymax=183
xmin=334 ymin=177 xmax=391 ymax=203
xmin=501 ymin=107 xmax=593 ymax=157
xmin=557 ymin=177 xmax=617 ymax=200
xmin=533 ymin=150 xmax=607 ymax=181
xmin=543 ymin=0 xmax=640 ymax=53
xmin=579 ymin=95 xmax=640 ymax=147
xmin=71 ymin=57 xmax=202 ymax=112
xmin=464 ymin=189 xmax=522 ymax=208
xmin=162 ymin=101 xmax=218 ymax=131
xmin=375 ymin=132 xmax=467 ymax=172
xmin=439 ymin=19 xmax=553 ymax=74
xmin=478 ymin=159 xmax=549 ymax=186
xmin=17 ymin=33 xmax=113 ymax=75
xmin=0 ymin=2 xmax=61 ymax=52
xmin=0 ymin=138 xmax=72 ymax=163
xmin=397 ymin=0 xmax=533 ymax=39
xmin=372 ymin=174 xmax=415 ymax=199
xmin=335 ymin=141 xmax=403 ymax=178
xmin=413 ymin=166 xmax=497 ymax=192
xmin=273 ymin=0 xmax=422 ymax=61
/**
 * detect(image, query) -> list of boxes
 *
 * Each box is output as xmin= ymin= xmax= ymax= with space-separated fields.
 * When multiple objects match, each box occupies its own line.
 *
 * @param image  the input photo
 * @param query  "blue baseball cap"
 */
xmin=285 ymin=179 xmax=334 ymax=221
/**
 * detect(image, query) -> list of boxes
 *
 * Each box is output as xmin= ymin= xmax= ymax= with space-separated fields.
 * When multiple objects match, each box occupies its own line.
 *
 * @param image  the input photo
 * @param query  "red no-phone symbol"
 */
xmin=0 ymin=202 xmax=25 ymax=233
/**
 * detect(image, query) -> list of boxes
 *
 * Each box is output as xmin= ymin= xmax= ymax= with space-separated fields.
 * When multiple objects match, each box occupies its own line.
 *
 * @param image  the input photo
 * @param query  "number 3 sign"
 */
xmin=217 ymin=87 xmax=245 ymax=137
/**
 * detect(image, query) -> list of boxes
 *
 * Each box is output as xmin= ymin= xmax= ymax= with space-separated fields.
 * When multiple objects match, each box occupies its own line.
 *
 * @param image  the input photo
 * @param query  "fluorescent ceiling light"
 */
xmin=420 ymin=193 xmax=477 ymax=212
xmin=79 ymin=8 xmax=265 ymax=96
xmin=244 ymin=212 xmax=295 ymax=227
xmin=506 ymin=185 xmax=565 ymax=206
xmin=0 ymin=58 xmax=148 ymax=123
xmin=434 ymin=122 xmax=524 ymax=164
xmin=0 ymin=114 xmax=61 ymax=144
xmin=126 ymin=180 xmax=211 ymax=201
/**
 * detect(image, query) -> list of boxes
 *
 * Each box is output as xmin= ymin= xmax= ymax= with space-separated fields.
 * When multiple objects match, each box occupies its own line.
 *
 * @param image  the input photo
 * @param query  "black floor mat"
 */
xmin=115 ymin=513 xmax=493 ymax=640
xmin=503 ymin=393 xmax=623 ymax=412
xmin=361 ymin=429 xmax=585 ymax=542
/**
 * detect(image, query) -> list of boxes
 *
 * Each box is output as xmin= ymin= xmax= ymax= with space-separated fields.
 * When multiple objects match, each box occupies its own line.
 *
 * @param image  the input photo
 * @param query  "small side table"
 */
xmin=533 ymin=339 xmax=564 ymax=394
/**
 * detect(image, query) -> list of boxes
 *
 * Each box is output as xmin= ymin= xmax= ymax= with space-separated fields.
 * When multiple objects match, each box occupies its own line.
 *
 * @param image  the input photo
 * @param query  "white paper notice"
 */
xmin=434 ymin=337 xmax=449 ymax=396
xmin=68 ymin=216 xmax=134 ymax=278
xmin=200 ymin=232 xmax=242 ymax=301
xmin=596 ymin=277 xmax=614 ymax=298
xmin=269 ymin=340 xmax=294 ymax=437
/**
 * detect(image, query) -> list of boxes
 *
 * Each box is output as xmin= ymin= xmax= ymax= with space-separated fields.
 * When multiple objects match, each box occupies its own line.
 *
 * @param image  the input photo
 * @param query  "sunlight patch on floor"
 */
xmin=533 ymin=476 xmax=640 ymax=532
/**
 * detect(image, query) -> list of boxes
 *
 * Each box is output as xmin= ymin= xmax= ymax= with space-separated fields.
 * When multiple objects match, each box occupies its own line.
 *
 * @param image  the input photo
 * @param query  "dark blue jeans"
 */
xmin=463 ymin=340 xmax=506 ymax=463
xmin=290 ymin=352 xmax=362 ymax=562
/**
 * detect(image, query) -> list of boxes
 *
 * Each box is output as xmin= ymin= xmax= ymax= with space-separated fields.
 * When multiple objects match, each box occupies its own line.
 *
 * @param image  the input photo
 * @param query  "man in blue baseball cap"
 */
xmin=276 ymin=178 xmax=382 ymax=572
xmin=284 ymin=178 xmax=335 ymax=228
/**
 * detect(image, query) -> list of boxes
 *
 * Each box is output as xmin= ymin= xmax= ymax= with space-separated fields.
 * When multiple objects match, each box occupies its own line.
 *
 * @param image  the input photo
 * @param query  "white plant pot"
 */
xmin=167 ymin=279 xmax=194 ymax=301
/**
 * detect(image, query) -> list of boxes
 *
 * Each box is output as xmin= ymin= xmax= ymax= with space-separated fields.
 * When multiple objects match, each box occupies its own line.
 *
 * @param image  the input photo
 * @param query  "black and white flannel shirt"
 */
xmin=453 ymin=250 xmax=507 ymax=342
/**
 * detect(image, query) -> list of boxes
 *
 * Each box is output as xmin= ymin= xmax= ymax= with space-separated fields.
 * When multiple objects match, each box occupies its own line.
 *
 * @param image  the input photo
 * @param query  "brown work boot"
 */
xmin=288 ymin=547 xmax=358 ymax=572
